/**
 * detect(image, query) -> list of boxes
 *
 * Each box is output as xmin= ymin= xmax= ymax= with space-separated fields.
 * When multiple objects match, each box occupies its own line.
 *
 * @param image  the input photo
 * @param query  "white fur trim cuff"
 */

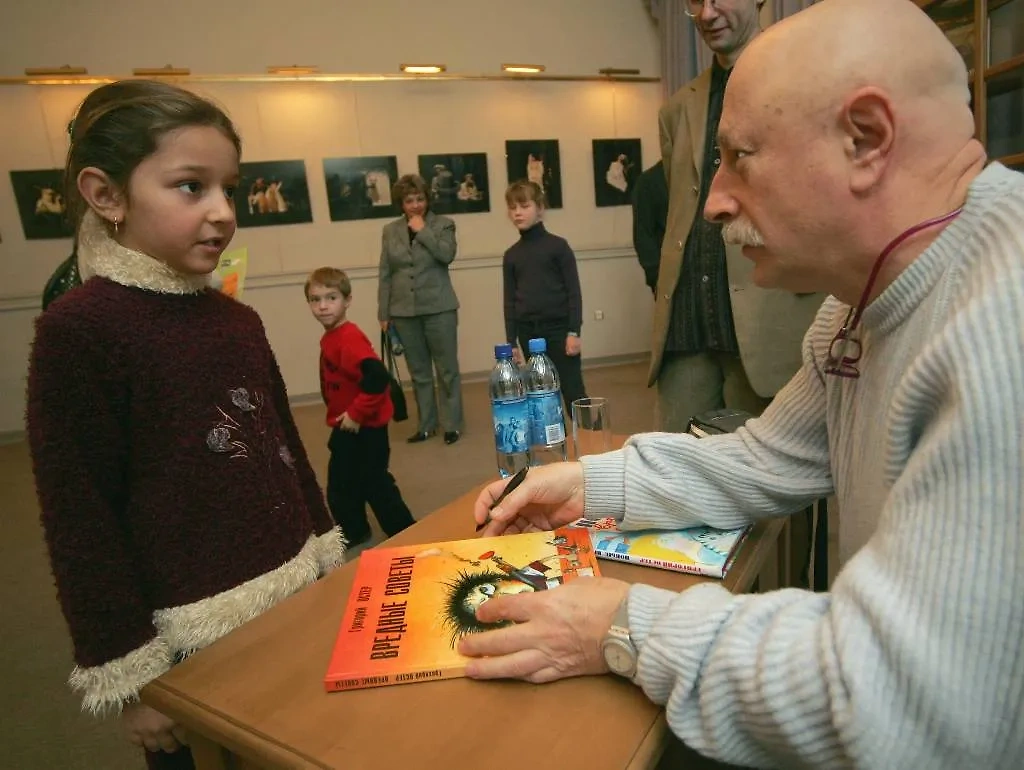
xmin=70 ymin=532 xmax=334 ymax=716
xmin=153 ymin=533 xmax=326 ymax=656
xmin=316 ymin=527 xmax=347 ymax=574
xmin=69 ymin=636 xmax=173 ymax=716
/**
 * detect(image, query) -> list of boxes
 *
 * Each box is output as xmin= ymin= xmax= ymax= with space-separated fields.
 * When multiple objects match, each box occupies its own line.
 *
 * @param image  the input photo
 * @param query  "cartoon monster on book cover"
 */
xmin=325 ymin=527 xmax=599 ymax=691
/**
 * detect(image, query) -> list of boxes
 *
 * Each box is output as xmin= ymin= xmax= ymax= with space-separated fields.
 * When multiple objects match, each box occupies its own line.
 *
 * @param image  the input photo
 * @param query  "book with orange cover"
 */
xmin=324 ymin=527 xmax=600 ymax=692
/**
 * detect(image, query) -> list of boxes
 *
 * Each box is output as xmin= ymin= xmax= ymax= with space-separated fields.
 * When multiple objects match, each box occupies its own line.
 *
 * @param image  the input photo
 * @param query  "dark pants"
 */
xmin=391 ymin=311 xmax=464 ymax=434
xmin=517 ymin=319 xmax=587 ymax=414
xmin=145 ymin=747 xmax=195 ymax=770
xmin=327 ymin=425 xmax=415 ymax=542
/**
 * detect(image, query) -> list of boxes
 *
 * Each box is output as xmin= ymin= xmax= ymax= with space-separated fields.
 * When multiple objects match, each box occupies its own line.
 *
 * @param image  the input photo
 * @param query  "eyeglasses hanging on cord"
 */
xmin=824 ymin=207 xmax=964 ymax=379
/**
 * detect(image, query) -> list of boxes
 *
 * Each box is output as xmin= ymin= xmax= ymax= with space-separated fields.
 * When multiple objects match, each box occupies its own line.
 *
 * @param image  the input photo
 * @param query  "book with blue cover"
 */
xmin=569 ymin=516 xmax=749 ymax=579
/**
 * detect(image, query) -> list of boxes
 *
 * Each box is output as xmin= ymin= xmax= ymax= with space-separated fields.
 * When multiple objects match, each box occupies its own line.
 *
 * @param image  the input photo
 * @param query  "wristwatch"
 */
xmin=567 ymin=331 xmax=580 ymax=337
xmin=601 ymin=597 xmax=638 ymax=678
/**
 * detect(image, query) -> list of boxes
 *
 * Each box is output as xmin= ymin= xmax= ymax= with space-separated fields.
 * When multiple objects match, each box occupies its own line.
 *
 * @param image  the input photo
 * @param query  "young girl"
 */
xmin=26 ymin=80 xmax=345 ymax=770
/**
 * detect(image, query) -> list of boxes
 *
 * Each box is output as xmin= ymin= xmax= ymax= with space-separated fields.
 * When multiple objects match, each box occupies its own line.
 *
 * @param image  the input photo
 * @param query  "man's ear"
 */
xmin=840 ymin=86 xmax=894 ymax=194
xmin=77 ymin=167 xmax=126 ymax=226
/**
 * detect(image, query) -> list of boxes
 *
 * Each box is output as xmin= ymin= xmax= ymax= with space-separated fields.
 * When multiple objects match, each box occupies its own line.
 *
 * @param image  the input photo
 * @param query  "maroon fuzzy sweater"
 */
xmin=27 ymin=272 xmax=340 ymax=712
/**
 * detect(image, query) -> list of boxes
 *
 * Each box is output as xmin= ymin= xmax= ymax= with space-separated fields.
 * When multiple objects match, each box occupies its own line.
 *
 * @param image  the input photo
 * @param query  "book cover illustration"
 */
xmin=325 ymin=527 xmax=599 ymax=692
xmin=213 ymin=247 xmax=248 ymax=299
xmin=569 ymin=516 xmax=749 ymax=579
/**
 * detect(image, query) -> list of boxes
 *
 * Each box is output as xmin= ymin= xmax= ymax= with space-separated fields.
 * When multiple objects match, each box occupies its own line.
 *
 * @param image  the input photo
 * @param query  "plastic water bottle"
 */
xmin=525 ymin=338 xmax=568 ymax=465
xmin=490 ymin=344 xmax=531 ymax=478
xmin=387 ymin=325 xmax=405 ymax=356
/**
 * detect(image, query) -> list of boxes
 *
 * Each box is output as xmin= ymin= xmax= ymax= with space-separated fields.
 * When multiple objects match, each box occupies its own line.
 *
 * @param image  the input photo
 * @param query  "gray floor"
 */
xmin=1 ymin=361 xmax=658 ymax=770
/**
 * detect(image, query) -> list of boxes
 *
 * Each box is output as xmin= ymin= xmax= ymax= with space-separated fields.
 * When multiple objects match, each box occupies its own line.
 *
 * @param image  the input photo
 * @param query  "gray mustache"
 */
xmin=722 ymin=219 xmax=765 ymax=247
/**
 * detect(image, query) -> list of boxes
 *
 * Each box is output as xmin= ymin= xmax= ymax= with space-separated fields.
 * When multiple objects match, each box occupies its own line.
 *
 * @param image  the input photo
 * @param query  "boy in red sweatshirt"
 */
xmin=306 ymin=267 xmax=415 ymax=545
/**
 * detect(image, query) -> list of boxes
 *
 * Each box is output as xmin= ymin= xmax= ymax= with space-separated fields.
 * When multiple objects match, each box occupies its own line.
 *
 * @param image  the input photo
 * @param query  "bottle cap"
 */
xmin=494 ymin=343 xmax=513 ymax=358
xmin=527 ymin=337 xmax=547 ymax=354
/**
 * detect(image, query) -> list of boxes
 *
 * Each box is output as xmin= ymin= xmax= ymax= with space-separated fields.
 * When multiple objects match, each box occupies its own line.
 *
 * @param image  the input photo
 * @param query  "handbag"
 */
xmin=381 ymin=331 xmax=409 ymax=423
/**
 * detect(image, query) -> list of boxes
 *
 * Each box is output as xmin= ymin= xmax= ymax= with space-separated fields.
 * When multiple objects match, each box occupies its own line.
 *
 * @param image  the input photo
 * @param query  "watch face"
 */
xmin=603 ymin=640 xmax=635 ymax=675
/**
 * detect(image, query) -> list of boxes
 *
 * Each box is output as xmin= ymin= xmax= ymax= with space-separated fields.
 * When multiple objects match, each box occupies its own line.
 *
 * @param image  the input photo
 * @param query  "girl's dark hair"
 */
xmin=64 ymin=80 xmax=242 ymax=231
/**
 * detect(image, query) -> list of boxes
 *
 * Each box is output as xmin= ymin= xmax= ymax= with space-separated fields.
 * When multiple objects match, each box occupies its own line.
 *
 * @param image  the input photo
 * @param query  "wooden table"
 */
xmin=143 ymin=486 xmax=784 ymax=770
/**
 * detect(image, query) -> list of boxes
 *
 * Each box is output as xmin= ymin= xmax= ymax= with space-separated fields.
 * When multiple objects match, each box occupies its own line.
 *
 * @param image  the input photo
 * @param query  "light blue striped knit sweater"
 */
xmin=582 ymin=163 xmax=1024 ymax=769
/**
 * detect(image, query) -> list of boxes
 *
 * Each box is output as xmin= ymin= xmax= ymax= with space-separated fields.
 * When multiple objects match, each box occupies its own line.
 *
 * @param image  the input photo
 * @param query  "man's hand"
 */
xmin=565 ymin=335 xmax=582 ymax=357
xmin=459 ymin=577 xmax=631 ymax=683
xmin=337 ymin=412 xmax=360 ymax=433
xmin=512 ymin=346 xmax=525 ymax=367
xmin=379 ymin=320 xmax=390 ymax=332
xmin=122 ymin=701 xmax=188 ymax=754
xmin=407 ymin=214 xmax=426 ymax=233
xmin=473 ymin=462 xmax=586 ymax=536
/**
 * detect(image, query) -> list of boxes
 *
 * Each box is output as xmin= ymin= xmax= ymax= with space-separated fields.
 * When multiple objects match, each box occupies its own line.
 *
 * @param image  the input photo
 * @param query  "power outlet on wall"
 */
xmin=594 ymin=310 xmax=604 ymax=320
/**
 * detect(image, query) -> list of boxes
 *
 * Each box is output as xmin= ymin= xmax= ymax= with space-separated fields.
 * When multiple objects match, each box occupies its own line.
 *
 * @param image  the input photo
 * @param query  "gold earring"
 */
xmin=113 ymin=216 xmax=119 ymax=234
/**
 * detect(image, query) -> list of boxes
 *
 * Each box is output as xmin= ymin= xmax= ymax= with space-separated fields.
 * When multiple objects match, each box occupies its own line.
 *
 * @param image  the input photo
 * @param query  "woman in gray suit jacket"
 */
xmin=378 ymin=174 xmax=464 ymax=445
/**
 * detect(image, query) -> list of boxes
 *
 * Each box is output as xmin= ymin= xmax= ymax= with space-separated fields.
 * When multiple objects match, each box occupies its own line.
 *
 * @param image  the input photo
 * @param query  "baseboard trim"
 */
xmin=0 ymin=352 xmax=651 ymax=446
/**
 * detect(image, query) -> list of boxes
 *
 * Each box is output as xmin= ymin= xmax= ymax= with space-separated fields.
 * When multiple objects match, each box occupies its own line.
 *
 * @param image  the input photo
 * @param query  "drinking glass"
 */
xmin=570 ymin=397 xmax=612 ymax=459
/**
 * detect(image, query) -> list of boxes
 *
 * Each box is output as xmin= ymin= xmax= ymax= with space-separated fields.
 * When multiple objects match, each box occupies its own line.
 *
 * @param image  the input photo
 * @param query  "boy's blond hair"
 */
xmin=304 ymin=267 xmax=351 ymax=300
xmin=505 ymin=180 xmax=546 ymax=209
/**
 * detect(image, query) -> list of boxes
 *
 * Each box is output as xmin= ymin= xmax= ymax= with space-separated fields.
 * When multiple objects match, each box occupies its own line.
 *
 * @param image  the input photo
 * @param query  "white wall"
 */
xmin=0 ymin=2 xmax=662 ymax=436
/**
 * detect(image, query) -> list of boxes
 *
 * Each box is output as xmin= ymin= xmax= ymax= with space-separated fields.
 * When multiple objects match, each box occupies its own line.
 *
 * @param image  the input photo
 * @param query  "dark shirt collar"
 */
xmin=711 ymin=57 xmax=731 ymax=91
xmin=518 ymin=222 xmax=548 ymax=241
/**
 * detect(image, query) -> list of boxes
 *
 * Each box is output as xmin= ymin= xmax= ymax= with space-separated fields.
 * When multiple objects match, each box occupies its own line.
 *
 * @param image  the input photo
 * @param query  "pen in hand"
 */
xmin=476 ymin=466 xmax=529 ymax=532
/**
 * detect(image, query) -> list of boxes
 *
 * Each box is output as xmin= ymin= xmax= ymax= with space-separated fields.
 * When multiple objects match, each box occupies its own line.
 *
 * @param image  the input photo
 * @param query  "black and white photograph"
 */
xmin=505 ymin=139 xmax=563 ymax=209
xmin=418 ymin=153 xmax=490 ymax=215
xmin=233 ymin=160 xmax=313 ymax=228
xmin=323 ymin=156 xmax=399 ymax=221
xmin=591 ymin=138 xmax=642 ymax=207
xmin=9 ymin=169 xmax=74 ymax=240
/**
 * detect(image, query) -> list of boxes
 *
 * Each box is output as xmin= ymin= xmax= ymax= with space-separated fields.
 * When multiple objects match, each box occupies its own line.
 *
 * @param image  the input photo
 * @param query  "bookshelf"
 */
xmin=917 ymin=0 xmax=1024 ymax=170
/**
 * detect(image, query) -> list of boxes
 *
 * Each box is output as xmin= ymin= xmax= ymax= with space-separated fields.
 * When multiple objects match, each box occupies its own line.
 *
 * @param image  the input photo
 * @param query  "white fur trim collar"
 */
xmin=68 ymin=529 xmax=345 ymax=715
xmin=78 ymin=210 xmax=212 ymax=295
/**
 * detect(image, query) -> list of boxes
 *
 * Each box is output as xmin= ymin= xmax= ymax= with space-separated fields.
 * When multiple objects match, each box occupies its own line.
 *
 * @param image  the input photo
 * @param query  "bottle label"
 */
xmin=528 ymin=391 xmax=565 ymax=446
xmin=492 ymin=397 xmax=530 ymax=453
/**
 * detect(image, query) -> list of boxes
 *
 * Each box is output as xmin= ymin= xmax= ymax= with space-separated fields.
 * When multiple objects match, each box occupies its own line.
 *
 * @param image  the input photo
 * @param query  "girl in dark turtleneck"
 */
xmin=501 ymin=180 xmax=587 ymax=412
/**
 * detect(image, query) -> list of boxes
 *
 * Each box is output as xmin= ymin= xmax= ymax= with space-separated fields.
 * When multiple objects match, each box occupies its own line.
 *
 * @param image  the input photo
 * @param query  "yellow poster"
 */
xmin=214 ymin=247 xmax=248 ymax=300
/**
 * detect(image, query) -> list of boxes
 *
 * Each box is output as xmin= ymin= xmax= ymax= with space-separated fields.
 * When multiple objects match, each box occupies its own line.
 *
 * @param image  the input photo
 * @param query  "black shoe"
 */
xmin=345 ymin=530 xmax=372 ymax=547
xmin=407 ymin=430 xmax=436 ymax=443
xmin=443 ymin=431 xmax=461 ymax=445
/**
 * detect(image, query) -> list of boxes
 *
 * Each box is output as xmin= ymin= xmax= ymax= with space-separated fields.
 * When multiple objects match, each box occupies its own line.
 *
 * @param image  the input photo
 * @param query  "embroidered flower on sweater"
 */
xmin=279 ymin=445 xmax=295 ymax=468
xmin=206 ymin=427 xmax=234 ymax=453
xmin=207 ymin=387 xmax=296 ymax=473
xmin=230 ymin=388 xmax=255 ymax=412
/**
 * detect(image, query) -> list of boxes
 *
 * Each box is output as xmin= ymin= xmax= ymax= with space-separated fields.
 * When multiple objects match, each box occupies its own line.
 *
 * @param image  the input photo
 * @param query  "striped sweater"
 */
xmin=582 ymin=162 xmax=1024 ymax=768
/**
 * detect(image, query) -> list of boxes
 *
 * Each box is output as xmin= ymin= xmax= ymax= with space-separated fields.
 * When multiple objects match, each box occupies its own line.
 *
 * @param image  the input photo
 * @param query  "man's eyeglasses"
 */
xmin=684 ymin=0 xmax=721 ymax=18
xmin=823 ymin=207 xmax=963 ymax=380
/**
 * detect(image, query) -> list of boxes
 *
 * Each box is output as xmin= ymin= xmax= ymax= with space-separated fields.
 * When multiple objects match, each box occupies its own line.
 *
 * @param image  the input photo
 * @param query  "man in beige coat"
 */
xmin=651 ymin=0 xmax=822 ymax=431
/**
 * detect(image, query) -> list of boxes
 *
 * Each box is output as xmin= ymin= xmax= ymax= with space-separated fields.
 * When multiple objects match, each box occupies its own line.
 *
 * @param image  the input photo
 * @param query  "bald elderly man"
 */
xmin=461 ymin=1 xmax=1024 ymax=767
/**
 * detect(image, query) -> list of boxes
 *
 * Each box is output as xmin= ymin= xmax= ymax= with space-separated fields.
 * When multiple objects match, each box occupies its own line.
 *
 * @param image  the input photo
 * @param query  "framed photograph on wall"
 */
xmin=417 ymin=153 xmax=490 ymax=215
xmin=505 ymin=139 xmax=563 ymax=209
xmin=9 ymin=169 xmax=74 ymax=240
xmin=323 ymin=156 xmax=399 ymax=221
xmin=234 ymin=160 xmax=313 ymax=228
xmin=592 ymin=138 xmax=642 ymax=208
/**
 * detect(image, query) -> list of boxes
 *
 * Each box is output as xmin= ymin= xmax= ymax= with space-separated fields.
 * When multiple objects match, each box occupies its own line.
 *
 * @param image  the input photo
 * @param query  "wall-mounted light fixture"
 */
xmin=24 ymin=65 xmax=88 ymax=78
xmin=598 ymin=67 xmax=641 ymax=76
xmin=21 ymin=65 xmax=104 ymax=85
xmin=266 ymin=65 xmax=320 ymax=76
xmin=501 ymin=63 xmax=545 ymax=74
xmin=132 ymin=65 xmax=191 ymax=77
xmin=400 ymin=64 xmax=446 ymax=74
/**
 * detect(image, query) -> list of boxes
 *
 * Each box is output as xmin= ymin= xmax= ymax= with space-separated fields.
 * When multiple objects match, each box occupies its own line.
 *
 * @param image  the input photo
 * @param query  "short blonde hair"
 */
xmin=304 ymin=267 xmax=351 ymax=299
xmin=505 ymin=180 xmax=546 ymax=208
xmin=392 ymin=174 xmax=429 ymax=206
